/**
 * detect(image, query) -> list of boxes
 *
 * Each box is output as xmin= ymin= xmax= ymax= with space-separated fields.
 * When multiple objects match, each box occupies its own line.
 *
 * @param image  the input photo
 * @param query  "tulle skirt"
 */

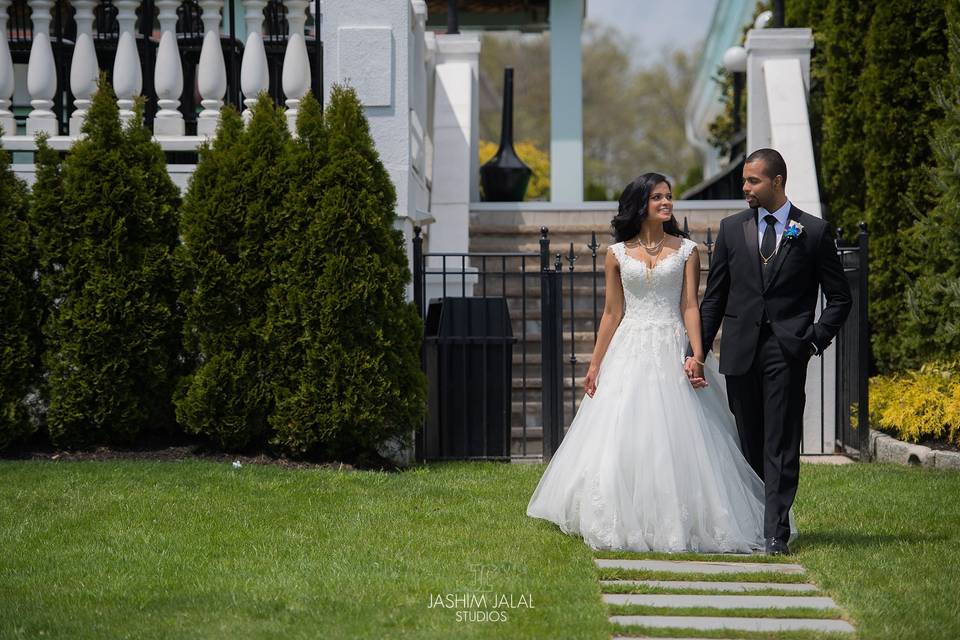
xmin=526 ymin=315 xmax=769 ymax=553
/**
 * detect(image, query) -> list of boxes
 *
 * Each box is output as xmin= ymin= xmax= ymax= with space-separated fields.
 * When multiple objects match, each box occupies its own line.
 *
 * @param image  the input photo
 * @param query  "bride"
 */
xmin=526 ymin=172 xmax=776 ymax=553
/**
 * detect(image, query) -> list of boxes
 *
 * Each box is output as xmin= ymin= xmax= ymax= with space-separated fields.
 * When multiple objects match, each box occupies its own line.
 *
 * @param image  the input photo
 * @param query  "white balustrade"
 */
xmin=26 ymin=0 xmax=57 ymax=135
xmin=153 ymin=0 xmax=184 ymax=135
xmin=239 ymin=0 xmax=268 ymax=123
xmin=113 ymin=0 xmax=142 ymax=124
xmin=69 ymin=0 xmax=98 ymax=136
xmin=196 ymin=0 xmax=226 ymax=136
xmin=282 ymin=0 xmax=311 ymax=133
xmin=0 ymin=0 xmax=15 ymax=135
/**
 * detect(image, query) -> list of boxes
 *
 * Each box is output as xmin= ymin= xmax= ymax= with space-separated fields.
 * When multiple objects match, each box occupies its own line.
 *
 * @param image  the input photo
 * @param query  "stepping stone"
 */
xmin=602 ymin=593 xmax=839 ymax=609
xmin=600 ymin=579 xmax=818 ymax=592
xmin=595 ymin=558 xmax=805 ymax=574
xmin=610 ymin=615 xmax=855 ymax=633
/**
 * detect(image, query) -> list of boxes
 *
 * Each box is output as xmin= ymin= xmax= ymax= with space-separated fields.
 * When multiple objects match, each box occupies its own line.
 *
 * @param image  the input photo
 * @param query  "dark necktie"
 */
xmin=760 ymin=214 xmax=778 ymax=286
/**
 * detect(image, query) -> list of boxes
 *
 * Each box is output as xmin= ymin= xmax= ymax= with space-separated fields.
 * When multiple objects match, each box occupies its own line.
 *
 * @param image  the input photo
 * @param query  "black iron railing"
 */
xmin=836 ymin=222 xmax=870 ymax=459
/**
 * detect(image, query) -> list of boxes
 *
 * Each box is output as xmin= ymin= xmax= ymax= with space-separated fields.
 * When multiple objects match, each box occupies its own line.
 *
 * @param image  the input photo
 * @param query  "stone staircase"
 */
xmin=468 ymin=202 xmax=742 ymax=460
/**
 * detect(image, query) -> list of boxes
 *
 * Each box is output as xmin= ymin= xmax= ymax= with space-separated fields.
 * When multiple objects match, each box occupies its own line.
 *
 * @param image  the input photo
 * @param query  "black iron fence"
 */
xmin=411 ymin=220 xmax=870 ymax=462
xmin=6 ymin=0 xmax=322 ymax=136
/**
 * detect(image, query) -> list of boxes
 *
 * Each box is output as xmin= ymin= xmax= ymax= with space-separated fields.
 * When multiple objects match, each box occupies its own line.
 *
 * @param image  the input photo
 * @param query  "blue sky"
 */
xmin=586 ymin=0 xmax=720 ymax=62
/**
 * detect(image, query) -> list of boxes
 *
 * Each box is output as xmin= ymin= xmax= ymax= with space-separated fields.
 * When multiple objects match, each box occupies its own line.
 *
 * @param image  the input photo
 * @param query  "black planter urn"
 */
xmin=480 ymin=68 xmax=532 ymax=202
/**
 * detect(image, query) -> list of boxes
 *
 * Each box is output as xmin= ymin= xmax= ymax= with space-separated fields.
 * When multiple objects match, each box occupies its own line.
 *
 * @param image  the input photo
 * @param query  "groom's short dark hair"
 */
xmin=745 ymin=148 xmax=787 ymax=187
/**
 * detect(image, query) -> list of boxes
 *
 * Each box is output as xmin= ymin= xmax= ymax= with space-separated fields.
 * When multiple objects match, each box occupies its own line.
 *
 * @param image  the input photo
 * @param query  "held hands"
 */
xmin=584 ymin=365 xmax=599 ymax=398
xmin=684 ymin=356 xmax=708 ymax=389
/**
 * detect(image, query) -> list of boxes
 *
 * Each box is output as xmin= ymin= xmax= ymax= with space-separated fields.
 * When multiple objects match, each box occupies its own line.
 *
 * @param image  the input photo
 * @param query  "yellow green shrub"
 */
xmin=870 ymin=360 xmax=960 ymax=445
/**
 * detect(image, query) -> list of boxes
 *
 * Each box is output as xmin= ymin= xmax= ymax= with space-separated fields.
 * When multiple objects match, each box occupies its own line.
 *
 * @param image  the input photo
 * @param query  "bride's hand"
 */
xmin=684 ymin=357 xmax=708 ymax=389
xmin=584 ymin=365 xmax=599 ymax=398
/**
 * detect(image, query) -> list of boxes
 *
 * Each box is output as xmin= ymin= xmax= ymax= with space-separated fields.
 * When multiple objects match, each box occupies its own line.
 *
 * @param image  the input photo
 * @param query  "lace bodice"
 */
xmin=610 ymin=238 xmax=698 ymax=325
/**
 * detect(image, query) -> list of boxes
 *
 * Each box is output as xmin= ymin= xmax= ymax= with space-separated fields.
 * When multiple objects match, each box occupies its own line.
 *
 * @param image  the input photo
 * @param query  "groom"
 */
xmin=685 ymin=148 xmax=851 ymax=555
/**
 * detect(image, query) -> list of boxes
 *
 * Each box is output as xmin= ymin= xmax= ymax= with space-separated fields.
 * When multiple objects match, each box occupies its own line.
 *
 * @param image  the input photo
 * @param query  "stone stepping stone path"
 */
xmin=596 ymin=555 xmax=856 ymax=638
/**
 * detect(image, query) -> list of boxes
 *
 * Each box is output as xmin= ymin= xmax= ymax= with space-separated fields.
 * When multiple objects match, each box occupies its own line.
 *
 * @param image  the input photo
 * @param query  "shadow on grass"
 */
xmin=794 ymin=530 xmax=948 ymax=550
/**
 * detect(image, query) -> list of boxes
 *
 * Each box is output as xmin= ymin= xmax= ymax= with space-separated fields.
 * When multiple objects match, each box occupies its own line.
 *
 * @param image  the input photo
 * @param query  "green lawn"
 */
xmin=0 ymin=460 xmax=957 ymax=639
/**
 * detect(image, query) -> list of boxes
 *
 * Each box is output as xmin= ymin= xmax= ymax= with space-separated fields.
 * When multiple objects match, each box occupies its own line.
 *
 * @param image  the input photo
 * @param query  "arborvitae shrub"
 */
xmin=269 ymin=85 xmax=425 ymax=461
xmin=175 ymin=96 xmax=292 ymax=449
xmin=38 ymin=78 xmax=182 ymax=447
xmin=0 ymin=130 xmax=40 ymax=449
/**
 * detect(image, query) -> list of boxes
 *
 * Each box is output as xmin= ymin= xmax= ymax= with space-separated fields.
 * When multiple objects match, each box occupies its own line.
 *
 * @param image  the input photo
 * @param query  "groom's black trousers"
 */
xmin=724 ymin=323 xmax=807 ymax=541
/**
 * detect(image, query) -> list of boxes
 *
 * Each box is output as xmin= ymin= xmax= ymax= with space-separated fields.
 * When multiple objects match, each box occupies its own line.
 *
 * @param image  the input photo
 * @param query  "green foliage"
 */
xmin=871 ymin=360 xmax=960 ymax=446
xmin=34 ymin=78 xmax=182 ymax=447
xmin=269 ymin=85 xmax=426 ymax=461
xmin=175 ymin=96 xmax=291 ymax=450
xmin=0 ymin=130 xmax=40 ymax=448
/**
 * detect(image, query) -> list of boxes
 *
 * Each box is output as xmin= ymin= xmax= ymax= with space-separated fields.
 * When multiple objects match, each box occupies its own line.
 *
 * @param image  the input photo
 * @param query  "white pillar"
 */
xmin=240 ymin=0 xmax=268 ymax=123
xmin=153 ymin=0 xmax=184 ymax=135
xmin=549 ymin=0 xmax=583 ymax=202
xmin=282 ymin=0 xmax=311 ymax=133
xmin=69 ymin=0 xmax=98 ymax=136
xmin=197 ymin=0 xmax=226 ymax=136
xmin=113 ymin=0 xmax=142 ymax=125
xmin=0 ymin=0 xmax=15 ymax=135
xmin=26 ymin=0 xmax=57 ymax=136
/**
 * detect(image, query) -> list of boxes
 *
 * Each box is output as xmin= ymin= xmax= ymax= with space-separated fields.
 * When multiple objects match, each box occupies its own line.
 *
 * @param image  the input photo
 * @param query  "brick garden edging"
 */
xmin=869 ymin=429 xmax=960 ymax=470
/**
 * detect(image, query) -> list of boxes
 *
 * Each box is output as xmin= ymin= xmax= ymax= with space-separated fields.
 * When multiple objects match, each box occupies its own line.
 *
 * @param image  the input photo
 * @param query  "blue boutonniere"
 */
xmin=783 ymin=220 xmax=804 ymax=241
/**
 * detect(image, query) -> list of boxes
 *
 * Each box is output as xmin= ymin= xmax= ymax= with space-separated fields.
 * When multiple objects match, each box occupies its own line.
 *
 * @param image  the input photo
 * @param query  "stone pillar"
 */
xmin=549 ymin=0 xmax=583 ymax=203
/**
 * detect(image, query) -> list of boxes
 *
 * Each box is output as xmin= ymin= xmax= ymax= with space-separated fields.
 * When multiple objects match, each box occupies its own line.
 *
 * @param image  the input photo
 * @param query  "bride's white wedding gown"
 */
xmin=526 ymin=238 xmax=774 ymax=553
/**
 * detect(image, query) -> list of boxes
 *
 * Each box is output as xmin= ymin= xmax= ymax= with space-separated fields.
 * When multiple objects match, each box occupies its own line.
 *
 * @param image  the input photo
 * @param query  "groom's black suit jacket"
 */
xmin=699 ymin=205 xmax=852 ymax=376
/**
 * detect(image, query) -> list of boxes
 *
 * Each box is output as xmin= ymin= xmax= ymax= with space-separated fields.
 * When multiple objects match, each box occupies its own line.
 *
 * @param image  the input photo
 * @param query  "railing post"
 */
xmin=68 ymin=0 xmax=98 ymax=136
xmin=413 ymin=226 xmax=424 ymax=318
xmin=283 ymin=0 xmax=311 ymax=134
xmin=197 ymin=0 xmax=227 ymax=136
xmin=113 ymin=0 xmax=142 ymax=125
xmin=240 ymin=0 xmax=269 ymax=123
xmin=0 ymin=0 xmax=16 ymax=135
xmin=857 ymin=221 xmax=870 ymax=460
xmin=26 ymin=0 xmax=58 ymax=136
xmin=539 ymin=225 xmax=564 ymax=462
xmin=154 ymin=0 xmax=185 ymax=135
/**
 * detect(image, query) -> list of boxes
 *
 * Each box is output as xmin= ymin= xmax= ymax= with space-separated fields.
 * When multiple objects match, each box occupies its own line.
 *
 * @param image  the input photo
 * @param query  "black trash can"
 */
xmin=422 ymin=297 xmax=516 ymax=459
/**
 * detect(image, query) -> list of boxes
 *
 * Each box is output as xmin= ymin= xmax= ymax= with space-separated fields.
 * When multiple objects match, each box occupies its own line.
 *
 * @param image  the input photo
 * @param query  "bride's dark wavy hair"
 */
xmin=611 ymin=172 xmax=689 ymax=242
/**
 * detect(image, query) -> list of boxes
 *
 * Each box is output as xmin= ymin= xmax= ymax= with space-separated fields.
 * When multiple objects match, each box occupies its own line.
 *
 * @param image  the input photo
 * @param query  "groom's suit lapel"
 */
xmin=741 ymin=211 xmax=763 ymax=288
xmin=762 ymin=204 xmax=803 ymax=293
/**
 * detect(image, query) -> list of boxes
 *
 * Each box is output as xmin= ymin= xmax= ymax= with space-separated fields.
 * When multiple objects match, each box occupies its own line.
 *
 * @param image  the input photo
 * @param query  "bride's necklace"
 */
xmin=626 ymin=233 xmax=666 ymax=282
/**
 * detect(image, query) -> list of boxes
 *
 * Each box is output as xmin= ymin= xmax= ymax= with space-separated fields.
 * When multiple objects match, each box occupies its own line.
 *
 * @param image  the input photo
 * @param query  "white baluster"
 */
xmin=281 ymin=0 xmax=310 ymax=133
xmin=113 ymin=0 xmax=142 ymax=125
xmin=0 ymin=0 xmax=15 ymax=135
xmin=196 ymin=0 xmax=226 ymax=136
xmin=153 ymin=0 xmax=183 ymax=135
xmin=26 ymin=0 xmax=57 ymax=136
xmin=239 ymin=0 xmax=267 ymax=124
xmin=69 ymin=0 xmax=98 ymax=136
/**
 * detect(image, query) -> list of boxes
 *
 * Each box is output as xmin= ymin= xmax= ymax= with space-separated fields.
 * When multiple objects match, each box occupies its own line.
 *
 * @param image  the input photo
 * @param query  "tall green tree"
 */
xmin=37 ymin=78 xmax=182 ymax=447
xmin=175 ymin=96 xmax=292 ymax=449
xmin=269 ymin=85 xmax=425 ymax=462
xmin=0 ymin=130 xmax=40 ymax=449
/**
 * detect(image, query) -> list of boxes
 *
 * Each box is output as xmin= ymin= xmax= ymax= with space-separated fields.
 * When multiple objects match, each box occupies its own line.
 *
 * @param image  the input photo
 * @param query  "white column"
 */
xmin=113 ymin=0 xmax=142 ymax=125
xmin=196 ymin=0 xmax=226 ymax=136
xmin=549 ymin=0 xmax=583 ymax=203
xmin=240 ymin=0 xmax=268 ymax=123
xmin=0 ymin=0 xmax=15 ymax=135
xmin=153 ymin=0 xmax=184 ymax=135
xmin=281 ymin=0 xmax=310 ymax=133
xmin=69 ymin=0 xmax=98 ymax=136
xmin=26 ymin=0 xmax=57 ymax=136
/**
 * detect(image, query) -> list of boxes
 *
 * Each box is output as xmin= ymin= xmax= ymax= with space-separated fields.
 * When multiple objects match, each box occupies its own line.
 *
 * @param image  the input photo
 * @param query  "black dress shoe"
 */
xmin=764 ymin=537 xmax=790 ymax=556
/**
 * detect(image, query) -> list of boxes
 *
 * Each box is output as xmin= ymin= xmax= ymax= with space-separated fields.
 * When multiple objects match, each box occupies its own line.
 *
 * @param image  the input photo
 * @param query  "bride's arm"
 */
xmin=584 ymin=248 xmax=624 ymax=397
xmin=680 ymin=246 xmax=707 ymax=386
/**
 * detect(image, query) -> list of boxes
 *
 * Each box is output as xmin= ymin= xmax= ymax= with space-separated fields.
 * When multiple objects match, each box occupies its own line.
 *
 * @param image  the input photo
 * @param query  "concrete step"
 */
xmin=595 ymin=559 xmax=806 ymax=575
xmin=603 ymin=593 xmax=839 ymax=609
xmin=599 ymin=580 xmax=819 ymax=593
xmin=609 ymin=615 xmax=855 ymax=634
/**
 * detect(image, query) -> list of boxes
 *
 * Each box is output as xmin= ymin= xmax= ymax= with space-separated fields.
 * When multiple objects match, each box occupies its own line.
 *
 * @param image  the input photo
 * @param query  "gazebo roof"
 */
xmin=425 ymin=1 xmax=552 ymax=32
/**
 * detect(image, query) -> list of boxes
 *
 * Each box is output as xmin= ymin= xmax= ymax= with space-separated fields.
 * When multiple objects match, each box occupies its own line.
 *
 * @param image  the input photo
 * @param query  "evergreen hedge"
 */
xmin=35 ymin=79 xmax=182 ymax=447
xmin=175 ymin=96 xmax=292 ymax=450
xmin=269 ymin=85 xmax=426 ymax=461
xmin=0 ymin=129 xmax=40 ymax=449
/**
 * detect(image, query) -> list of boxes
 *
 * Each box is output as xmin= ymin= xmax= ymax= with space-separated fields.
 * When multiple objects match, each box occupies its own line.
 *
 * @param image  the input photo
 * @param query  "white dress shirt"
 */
xmin=757 ymin=200 xmax=792 ymax=252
